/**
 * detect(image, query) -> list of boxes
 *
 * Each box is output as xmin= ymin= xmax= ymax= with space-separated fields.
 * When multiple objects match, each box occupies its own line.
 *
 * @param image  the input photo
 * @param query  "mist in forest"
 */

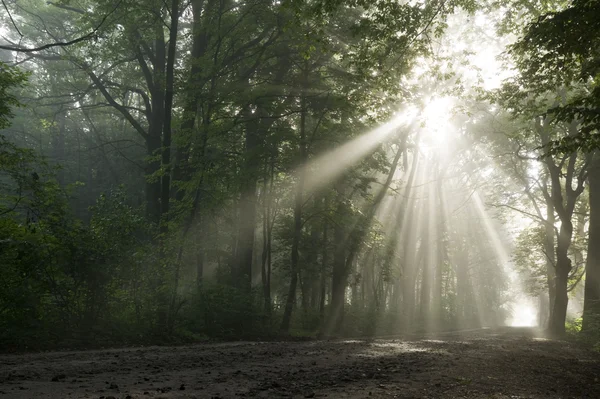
xmin=1 ymin=0 xmax=599 ymax=354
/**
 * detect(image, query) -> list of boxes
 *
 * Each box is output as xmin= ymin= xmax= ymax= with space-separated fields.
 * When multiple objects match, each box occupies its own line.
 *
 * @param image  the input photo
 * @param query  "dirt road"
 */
xmin=1 ymin=327 xmax=599 ymax=398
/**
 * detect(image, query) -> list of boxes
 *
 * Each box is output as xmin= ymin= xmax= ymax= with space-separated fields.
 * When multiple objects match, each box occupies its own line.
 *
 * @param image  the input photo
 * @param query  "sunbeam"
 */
xmin=3 ymin=3 xmax=596 ymax=394
xmin=420 ymin=96 xmax=455 ymax=146
xmin=303 ymin=108 xmax=418 ymax=193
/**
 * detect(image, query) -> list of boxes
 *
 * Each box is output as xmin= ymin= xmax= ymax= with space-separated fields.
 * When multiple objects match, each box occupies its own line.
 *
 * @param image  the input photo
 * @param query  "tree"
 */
xmin=0 ymin=62 xmax=27 ymax=129
xmin=506 ymin=0 xmax=600 ymax=333
xmin=0 ymin=0 xmax=532 ymax=346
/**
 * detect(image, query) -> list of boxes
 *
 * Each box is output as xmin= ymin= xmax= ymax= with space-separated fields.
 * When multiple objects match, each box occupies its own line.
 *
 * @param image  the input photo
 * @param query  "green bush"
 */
xmin=0 ymin=173 xmax=162 ymax=349
xmin=181 ymin=284 xmax=269 ymax=339
xmin=566 ymin=317 xmax=583 ymax=334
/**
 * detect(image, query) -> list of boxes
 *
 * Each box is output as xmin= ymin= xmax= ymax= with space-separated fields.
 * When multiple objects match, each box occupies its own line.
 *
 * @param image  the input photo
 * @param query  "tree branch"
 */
xmin=0 ymin=0 xmax=122 ymax=53
xmin=2 ymin=0 xmax=23 ymax=38
xmin=84 ymin=66 xmax=149 ymax=140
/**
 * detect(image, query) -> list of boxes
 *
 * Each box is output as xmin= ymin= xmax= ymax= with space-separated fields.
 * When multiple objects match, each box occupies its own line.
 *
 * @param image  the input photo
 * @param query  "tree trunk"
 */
xmin=419 ymin=204 xmax=431 ymax=323
xmin=551 ymin=247 xmax=571 ymax=335
xmin=53 ymin=110 xmax=66 ymax=186
xmin=433 ymin=170 xmax=446 ymax=326
xmin=455 ymin=240 xmax=469 ymax=325
xmin=159 ymin=0 xmax=180 ymax=232
xmin=173 ymin=0 xmax=212 ymax=201
xmin=392 ymin=144 xmax=419 ymax=322
xmin=538 ymin=119 xmax=586 ymax=335
xmin=146 ymin=134 xmax=163 ymax=224
xmin=309 ymin=223 xmax=321 ymax=311
xmin=235 ymin=123 xmax=260 ymax=294
xmin=327 ymin=191 xmax=347 ymax=334
xmin=148 ymin=27 xmax=167 ymax=226
xmin=583 ymin=153 xmax=600 ymax=331
xmin=234 ymin=54 xmax=291 ymax=294
xmin=319 ymin=198 xmax=329 ymax=325
xmin=260 ymin=164 xmax=274 ymax=316
xmin=401 ymin=190 xmax=423 ymax=327
xmin=550 ymin=212 xmax=574 ymax=335
xmin=281 ymin=74 xmax=308 ymax=332
xmin=197 ymin=217 xmax=205 ymax=288
xmin=544 ymin=195 xmax=556 ymax=328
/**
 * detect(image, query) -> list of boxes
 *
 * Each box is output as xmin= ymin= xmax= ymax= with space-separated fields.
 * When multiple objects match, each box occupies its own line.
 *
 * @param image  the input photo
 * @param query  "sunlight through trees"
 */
xmin=1 ymin=0 xmax=599 ymax=351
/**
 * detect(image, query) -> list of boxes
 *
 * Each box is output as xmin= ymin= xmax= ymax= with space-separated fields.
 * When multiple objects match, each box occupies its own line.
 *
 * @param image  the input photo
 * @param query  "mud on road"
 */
xmin=1 ymin=327 xmax=599 ymax=398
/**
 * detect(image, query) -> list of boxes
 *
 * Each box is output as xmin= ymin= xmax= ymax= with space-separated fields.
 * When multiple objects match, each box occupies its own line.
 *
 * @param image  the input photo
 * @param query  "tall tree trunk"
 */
xmin=583 ymin=153 xmax=600 ymax=331
xmin=196 ymin=215 xmax=205 ymax=288
xmin=173 ymin=0 xmax=212 ymax=200
xmin=309 ymin=221 xmax=321 ymax=311
xmin=544 ymin=195 xmax=556 ymax=328
xmin=419 ymin=199 xmax=431 ymax=323
xmin=236 ymin=122 xmax=260 ymax=293
xmin=261 ymin=162 xmax=274 ymax=316
xmin=53 ymin=110 xmax=66 ymax=186
xmin=401 ymin=184 xmax=424 ymax=328
xmin=146 ymin=135 xmax=163 ymax=224
xmin=455 ymin=246 xmax=469 ymax=325
xmin=433 ymin=165 xmax=446 ymax=326
xmin=319 ymin=197 xmax=329 ymax=325
xmin=160 ymin=0 xmax=180 ymax=232
xmin=328 ymin=191 xmax=347 ymax=335
xmin=148 ymin=26 xmax=167 ymax=225
xmin=551 ymin=225 xmax=573 ymax=335
xmin=391 ymin=143 xmax=419 ymax=321
xmin=281 ymin=73 xmax=308 ymax=332
xmin=234 ymin=54 xmax=291 ymax=294
xmin=538 ymin=119 xmax=587 ymax=335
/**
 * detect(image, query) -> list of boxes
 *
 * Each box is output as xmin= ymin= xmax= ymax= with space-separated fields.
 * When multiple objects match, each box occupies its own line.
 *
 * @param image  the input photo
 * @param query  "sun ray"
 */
xmin=303 ymin=109 xmax=418 ymax=193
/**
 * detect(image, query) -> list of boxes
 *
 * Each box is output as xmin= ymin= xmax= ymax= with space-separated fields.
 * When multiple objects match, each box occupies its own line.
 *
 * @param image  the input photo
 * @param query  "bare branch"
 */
xmin=488 ymin=202 xmax=556 ymax=230
xmin=84 ymin=66 xmax=149 ymax=140
xmin=2 ymin=0 xmax=23 ymax=38
xmin=0 ymin=0 xmax=122 ymax=53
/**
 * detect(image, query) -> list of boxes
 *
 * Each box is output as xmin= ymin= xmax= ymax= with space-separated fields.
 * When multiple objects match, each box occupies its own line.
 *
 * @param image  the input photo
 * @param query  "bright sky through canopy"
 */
xmin=420 ymin=96 xmax=454 ymax=147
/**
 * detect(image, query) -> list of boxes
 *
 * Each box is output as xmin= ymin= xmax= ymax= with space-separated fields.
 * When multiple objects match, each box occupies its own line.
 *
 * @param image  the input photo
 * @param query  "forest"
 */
xmin=0 ymin=0 xmax=600 ymax=356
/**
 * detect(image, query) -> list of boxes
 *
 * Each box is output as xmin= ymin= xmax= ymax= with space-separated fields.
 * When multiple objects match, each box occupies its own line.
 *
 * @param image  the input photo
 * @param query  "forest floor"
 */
xmin=1 ymin=327 xmax=599 ymax=399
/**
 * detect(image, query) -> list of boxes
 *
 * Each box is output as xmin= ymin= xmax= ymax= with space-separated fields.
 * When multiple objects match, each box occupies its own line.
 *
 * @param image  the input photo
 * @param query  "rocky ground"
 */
xmin=1 ymin=327 xmax=599 ymax=398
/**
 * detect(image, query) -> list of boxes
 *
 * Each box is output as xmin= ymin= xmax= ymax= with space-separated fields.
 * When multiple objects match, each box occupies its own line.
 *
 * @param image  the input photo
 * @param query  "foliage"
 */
xmin=513 ymin=225 xmax=548 ymax=296
xmin=566 ymin=314 xmax=600 ymax=351
xmin=509 ymin=0 xmax=600 ymax=153
xmin=0 ymin=0 xmax=553 ymax=349
xmin=0 ymin=63 xmax=28 ymax=129
xmin=0 ymin=175 xmax=159 ymax=348
xmin=182 ymin=285 xmax=271 ymax=339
